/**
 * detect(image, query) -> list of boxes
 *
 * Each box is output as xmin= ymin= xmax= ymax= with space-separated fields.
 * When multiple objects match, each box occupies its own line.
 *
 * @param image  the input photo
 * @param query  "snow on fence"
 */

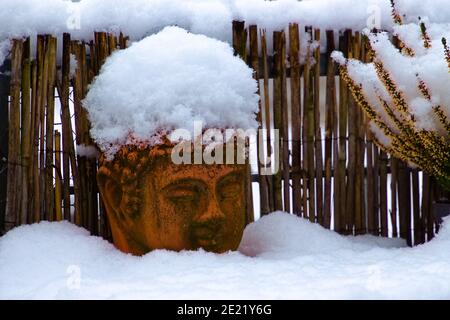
xmin=0 ymin=23 xmax=444 ymax=246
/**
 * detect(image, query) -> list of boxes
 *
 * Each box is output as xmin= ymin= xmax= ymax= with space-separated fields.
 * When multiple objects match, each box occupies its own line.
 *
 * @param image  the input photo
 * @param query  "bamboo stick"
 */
xmin=373 ymin=146 xmax=380 ymax=235
xmin=412 ymin=169 xmax=421 ymax=245
xmin=421 ymin=173 xmax=431 ymax=242
xmin=45 ymin=36 xmax=57 ymax=221
xmin=119 ymin=32 xmax=128 ymax=50
xmin=280 ymin=32 xmax=290 ymax=213
xmin=325 ymin=30 xmax=336 ymax=230
xmin=29 ymin=59 xmax=37 ymax=224
xmin=32 ymin=35 xmax=45 ymax=223
xmin=313 ymin=29 xmax=323 ymax=225
xmin=379 ymin=151 xmax=388 ymax=237
xmin=337 ymin=31 xmax=349 ymax=232
xmin=366 ymin=132 xmax=376 ymax=234
xmin=249 ymin=25 xmax=270 ymax=216
xmin=290 ymin=23 xmax=302 ymax=217
xmin=54 ymin=130 xmax=62 ymax=221
xmin=82 ymin=41 xmax=97 ymax=233
xmin=273 ymin=31 xmax=284 ymax=212
xmin=304 ymin=27 xmax=316 ymax=223
xmin=59 ymin=33 xmax=72 ymax=221
xmin=354 ymin=31 xmax=366 ymax=234
xmin=260 ymin=30 xmax=274 ymax=214
xmin=39 ymin=36 xmax=50 ymax=220
xmin=398 ymin=161 xmax=412 ymax=246
xmin=346 ymin=31 xmax=357 ymax=234
xmin=72 ymin=41 xmax=86 ymax=227
xmin=390 ymin=157 xmax=398 ymax=237
xmin=231 ymin=23 xmax=253 ymax=223
xmin=5 ymin=39 xmax=23 ymax=231
xmin=20 ymin=37 xmax=31 ymax=225
xmin=232 ymin=21 xmax=247 ymax=59
xmin=108 ymin=33 xmax=117 ymax=54
xmin=427 ymin=177 xmax=435 ymax=241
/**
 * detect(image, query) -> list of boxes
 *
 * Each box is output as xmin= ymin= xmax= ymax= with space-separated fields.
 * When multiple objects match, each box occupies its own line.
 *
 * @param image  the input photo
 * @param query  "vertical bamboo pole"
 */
xmin=379 ymin=151 xmax=388 ymax=237
xmin=290 ymin=24 xmax=302 ymax=217
xmin=29 ymin=59 xmax=37 ymax=224
xmin=45 ymin=36 xmax=57 ymax=221
xmin=373 ymin=146 xmax=380 ymax=235
xmin=119 ymin=32 xmax=128 ymax=50
xmin=72 ymin=41 xmax=85 ymax=227
xmin=273 ymin=31 xmax=284 ymax=212
xmin=39 ymin=36 xmax=50 ymax=220
xmin=303 ymin=28 xmax=314 ymax=222
xmin=60 ymin=33 xmax=72 ymax=221
xmin=366 ymin=132 xmax=375 ymax=234
xmin=412 ymin=169 xmax=421 ymax=245
xmin=281 ymin=32 xmax=290 ymax=213
xmin=337 ymin=31 xmax=349 ymax=232
xmin=261 ymin=30 xmax=274 ymax=214
xmin=5 ymin=39 xmax=23 ymax=231
xmin=20 ymin=38 xmax=31 ymax=225
xmin=325 ymin=30 xmax=341 ymax=231
xmin=32 ymin=36 xmax=45 ymax=223
xmin=54 ymin=130 xmax=62 ymax=221
xmin=232 ymin=23 xmax=253 ymax=223
xmin=390 ymin=157 xmax=398 ymax=237
xmin=421 ymin=173 xmax=431 ymax=242
xmin=325 ymin=30 xmax=336 ymax=230
xmin=313 ymin=29 xmax=323 ymax=225
xmin=398 ymin=161 xmax=412 ymax=246
xmin=427 ymin=178 xmax=435 ymax=241
xmin=108 ymin=33 xmax=117 ymax=54
xmin=354 ymin=32 xmax=366 ymax=234
xmin=232 ymin=21 xmax=247 ymax=60
xmin=249 ymin=25 xmax=270 ymax=216
xmin=346 ymin=32 xmax=356 ymax=234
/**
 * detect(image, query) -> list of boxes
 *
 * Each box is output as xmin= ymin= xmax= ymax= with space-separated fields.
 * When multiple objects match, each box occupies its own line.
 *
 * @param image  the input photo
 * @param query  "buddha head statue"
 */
xmin=84 ymin=27 xmax=259 ymax=255
xmin=97 ymin=138 xmax=251 ymax=255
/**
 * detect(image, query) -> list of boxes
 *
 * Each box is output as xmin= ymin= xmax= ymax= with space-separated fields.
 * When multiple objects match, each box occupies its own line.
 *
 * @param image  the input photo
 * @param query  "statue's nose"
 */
xmin=194 ymin=206 xmax=226 ymax=225
xmin=193 ymin=199 xmax=226 ymax=227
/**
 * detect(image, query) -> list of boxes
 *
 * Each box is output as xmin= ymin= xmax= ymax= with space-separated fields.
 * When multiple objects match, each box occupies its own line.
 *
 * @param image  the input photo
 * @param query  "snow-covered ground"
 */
xmin=2 ymin=212 xmax=450 ymax=299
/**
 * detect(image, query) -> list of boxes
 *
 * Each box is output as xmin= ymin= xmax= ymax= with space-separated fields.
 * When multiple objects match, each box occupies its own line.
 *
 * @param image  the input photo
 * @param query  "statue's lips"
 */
xmin=191 ymin=225 xmax=222 ymax=247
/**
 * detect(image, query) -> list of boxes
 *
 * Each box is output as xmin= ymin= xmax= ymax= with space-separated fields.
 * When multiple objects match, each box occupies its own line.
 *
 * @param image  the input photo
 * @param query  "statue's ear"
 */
xmin=97 ymin=167 xmax=123 ymax=219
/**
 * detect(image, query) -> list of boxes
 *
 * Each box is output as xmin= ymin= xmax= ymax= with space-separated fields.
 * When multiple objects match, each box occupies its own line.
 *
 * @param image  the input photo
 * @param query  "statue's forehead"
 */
xmin=150 ymin=162 xmax=246 ymax=187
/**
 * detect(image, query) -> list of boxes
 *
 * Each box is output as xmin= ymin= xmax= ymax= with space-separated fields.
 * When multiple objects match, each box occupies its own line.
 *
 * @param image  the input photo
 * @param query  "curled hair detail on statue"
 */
xmin=97 ymin=140 xmax=175 ymax=219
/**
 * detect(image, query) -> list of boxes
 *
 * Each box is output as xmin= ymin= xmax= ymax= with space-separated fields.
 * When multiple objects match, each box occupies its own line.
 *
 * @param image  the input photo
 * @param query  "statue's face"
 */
xmin=99 ymin=154 xmax=248 ymax=255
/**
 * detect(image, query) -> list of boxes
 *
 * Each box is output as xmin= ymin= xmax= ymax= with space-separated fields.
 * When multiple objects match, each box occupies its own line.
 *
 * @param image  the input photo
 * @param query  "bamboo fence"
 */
xmin=230 ymin=21 xmax=444 ymax=246
xmin=0 ymin=23 xmax=445 ymax=246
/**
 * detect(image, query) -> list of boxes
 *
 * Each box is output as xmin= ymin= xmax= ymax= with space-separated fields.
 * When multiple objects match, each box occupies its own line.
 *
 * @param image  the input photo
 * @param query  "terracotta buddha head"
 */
xmin=97 ymin=140 xmax=251 ymax=255
xmin=85 ymin=27 xmax=259 ymax=255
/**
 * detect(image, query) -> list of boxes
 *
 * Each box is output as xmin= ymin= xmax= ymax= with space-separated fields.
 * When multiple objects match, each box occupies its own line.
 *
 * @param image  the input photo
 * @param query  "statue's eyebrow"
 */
xmin=216 ymin=171 xmax=243 ymax=187
xmin=161 ymin=178 xmax=208 ymax=192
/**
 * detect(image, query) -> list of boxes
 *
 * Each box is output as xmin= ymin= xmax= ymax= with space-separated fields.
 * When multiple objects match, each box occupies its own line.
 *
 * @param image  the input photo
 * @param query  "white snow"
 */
xmin=75 ymin=144 xmax=98 ymax=158
xmin=0 ymin=0 xmax=449 ymax=46
xmin=2 ymin=211 xmax=450 ymax=299
xmin=83 ymin=26 xmax=259 ymax=159
xmin=0 ymin=40 xmax=11 ymax=67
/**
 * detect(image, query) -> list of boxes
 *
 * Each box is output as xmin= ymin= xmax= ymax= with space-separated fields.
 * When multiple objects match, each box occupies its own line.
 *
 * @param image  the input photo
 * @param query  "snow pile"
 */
xmin=0 ymin=0 xmax=449 ymax=45
xmin=3 ymin=212 xmax=450 ymax=299
xmin=83 ymin=26 xmax=259 ymax=158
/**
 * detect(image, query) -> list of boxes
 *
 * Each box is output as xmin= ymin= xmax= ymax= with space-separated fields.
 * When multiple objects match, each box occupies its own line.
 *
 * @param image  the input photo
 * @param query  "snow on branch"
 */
xmin=334 ymin=7 xmax=450 ymax=189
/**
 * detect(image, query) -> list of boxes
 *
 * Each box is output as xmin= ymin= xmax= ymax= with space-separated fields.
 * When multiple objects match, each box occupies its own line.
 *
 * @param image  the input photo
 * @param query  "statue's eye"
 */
xmin=218 ymin=182 xmax=241 ymax=201
xmin=167 ymin=187 xmax=197 ymax=203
